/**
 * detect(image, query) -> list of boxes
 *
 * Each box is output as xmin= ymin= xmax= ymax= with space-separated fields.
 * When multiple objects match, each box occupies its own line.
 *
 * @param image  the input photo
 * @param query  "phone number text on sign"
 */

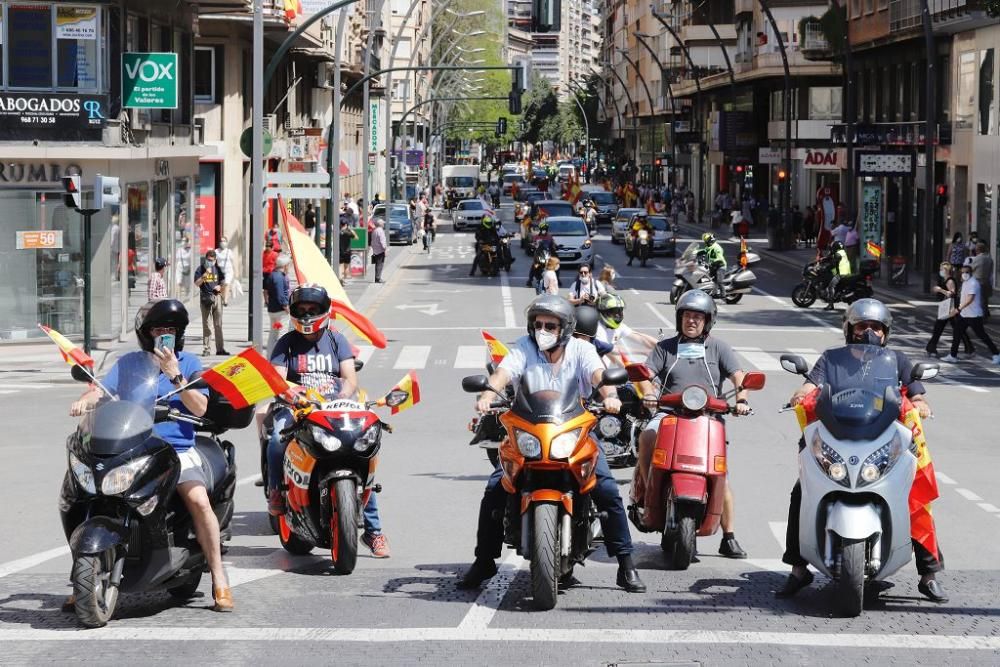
xmin=16 ymin=230 xmax=64 ymax=249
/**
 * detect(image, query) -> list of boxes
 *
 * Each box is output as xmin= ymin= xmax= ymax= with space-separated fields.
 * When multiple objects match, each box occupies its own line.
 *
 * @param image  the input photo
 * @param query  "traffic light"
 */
xmin=508 ymin=90 xmax=522 ymax=115
xmin=735 ymin=165 xmax=744 ymax=174
xmin=777 ymin=169 xmax=787 ymax=181
xmin=496 ymin=117 xmax=508 ymax=137
xmin=509 ymin=62 xmax=525 ymax=115
xmin=94 ymin=175 xmax=121 ymax=209
xmin=935 ymin=183 xmax=949 ymax=208
xmin=62 ymin=175 xmax=82 ymax=210
xmin=655 ymin=157 xmax=663 ymax=167
xmin=532 ymin=0 xmax=561 ymax=32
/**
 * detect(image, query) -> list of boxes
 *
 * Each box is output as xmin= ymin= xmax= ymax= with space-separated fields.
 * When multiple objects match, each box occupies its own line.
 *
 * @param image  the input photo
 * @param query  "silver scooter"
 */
xmin=779 ymin=347 xmax=938 ymax=617
xmin=669 ymin=242 xmax=759 ymax=305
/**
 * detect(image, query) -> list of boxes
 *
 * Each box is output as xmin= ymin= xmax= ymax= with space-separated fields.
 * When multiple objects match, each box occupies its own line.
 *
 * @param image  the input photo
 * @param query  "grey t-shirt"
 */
xmin=644 ymin=335 xmax=743 ymax=396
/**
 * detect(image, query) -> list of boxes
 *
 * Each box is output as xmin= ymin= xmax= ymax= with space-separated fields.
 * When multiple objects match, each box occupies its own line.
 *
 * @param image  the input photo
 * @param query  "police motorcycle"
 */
xmin=60 ymin=361 xmax=252 ymax=628
xmin=791 ymin=258 xmax=876 ymax=309
xmin=669 ymin=242 xmax=759 ymax=305
xmin=778 ymin=348 xmax=939 ymax=617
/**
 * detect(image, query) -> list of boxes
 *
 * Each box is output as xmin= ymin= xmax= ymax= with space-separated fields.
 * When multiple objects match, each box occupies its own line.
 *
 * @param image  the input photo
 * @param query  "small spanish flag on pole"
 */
xmin=865 ymin=240 xmax=883 ymax=260
xmin=481 ymin=330 xmax=509 ymax=366
xmin=201 ymin=349 xmax=289 ymax=409
xmin=378 ymin=371 xmax=421 ymax=415
xmin=38 ymin=324 xmax=94 ymax=368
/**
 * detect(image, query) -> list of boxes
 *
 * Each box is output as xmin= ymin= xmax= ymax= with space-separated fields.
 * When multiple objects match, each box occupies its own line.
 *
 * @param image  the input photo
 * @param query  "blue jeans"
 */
xmin=268 ymin=406 xmax=382 ymax=534
xmin=474 ymin=447 xmax=631 ymax=560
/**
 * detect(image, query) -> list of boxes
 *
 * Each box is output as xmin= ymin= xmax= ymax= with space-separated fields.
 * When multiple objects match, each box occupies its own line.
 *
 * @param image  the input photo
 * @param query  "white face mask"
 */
xmin=961 ymin=273 xmax=971 ymax=281
xmin=534 ymin=329 xmax=558 ymax=351
xmin=940 ymin=270 xmax=949 ymax=279
xmin=220 ymin=241 xmax=228 ymax=249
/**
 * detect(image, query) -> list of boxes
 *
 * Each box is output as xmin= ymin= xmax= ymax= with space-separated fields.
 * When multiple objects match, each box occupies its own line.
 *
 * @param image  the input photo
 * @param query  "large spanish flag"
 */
xmin=380 ymin=370 xmax=421 ymax=415
xmin=202 ymin=348 xmax=289 ymax=409
xmin=38 ymin=324 xmax=94 ymax=368
xmin=277 ymin=198 xmax=387 ymax=349
xmin=481 ymin=330 xmax=509 ymax=366
xmin=903 ymin=407 xmax=941 ymax=562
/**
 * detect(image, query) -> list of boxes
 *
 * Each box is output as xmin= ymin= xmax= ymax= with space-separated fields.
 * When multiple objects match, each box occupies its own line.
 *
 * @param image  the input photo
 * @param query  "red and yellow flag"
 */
xmin=481 ymin=330 xmax=509 ymax=366
xmin=277 ymin=198 xmax=387 ymax=349
xmin=569 ymin=177 xmax=583 ymax=205
xmin=379 ymin=371 xmax=421 ymax=415
xmin=38 ymin=324 xmax=94 ymax=368
xmin=739 ymin=236 xmax=749 ymax=269
xmin=283 ymin=0 xmax=302 ymax=19
xmin=903 ymin=408 xmax=941 ymax=561
xmin=865 ymin=240 xmax=883 ymax=260
xmin=202 ymin=348 xmax=290 ymax=409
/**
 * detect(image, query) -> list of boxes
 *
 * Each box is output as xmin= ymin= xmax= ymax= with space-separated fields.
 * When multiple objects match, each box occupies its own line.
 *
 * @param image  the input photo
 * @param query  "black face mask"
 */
xmin=854 ymin=328 xmax=883 ymax=346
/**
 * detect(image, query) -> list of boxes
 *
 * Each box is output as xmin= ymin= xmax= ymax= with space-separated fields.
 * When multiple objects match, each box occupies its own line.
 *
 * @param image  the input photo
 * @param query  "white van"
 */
xmin=442 ymin=164 xmax=480 ymax=199
xmin=558 ymin=164 xmax=576 ymax=182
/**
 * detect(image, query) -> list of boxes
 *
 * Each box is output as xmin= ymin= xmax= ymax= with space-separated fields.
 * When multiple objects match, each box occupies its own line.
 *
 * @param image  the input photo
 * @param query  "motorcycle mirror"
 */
xmin=70 ymin=364 xmax=93 ymax=383
xmin=779 ymin=354 xmax=809 ymax=376
xmin=741 ymin=371 xmax=766 ymax=391
xmin=462 ymin=374 xmax=491 ymax=393
xmin=153 ymin=404 xmax=172 ymax=423
xmin=599 ymin=367 xmax=629 ymax=387
xmin=625 ymin=363 xmax=653 ymax=383
xmin=910 ymin=362 xmax=939 ymax=382
xmin=384 ymin=390 xmax=409 ymax=407
xmin=354 ymin=359 xmax=365 ymax=373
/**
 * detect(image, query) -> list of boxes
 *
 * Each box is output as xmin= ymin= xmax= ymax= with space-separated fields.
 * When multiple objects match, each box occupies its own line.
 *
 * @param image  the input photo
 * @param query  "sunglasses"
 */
xmin=579 ymin=270 xmax=590 ymax=275
xmin=533 ymin=321 xmax=560 ymax=332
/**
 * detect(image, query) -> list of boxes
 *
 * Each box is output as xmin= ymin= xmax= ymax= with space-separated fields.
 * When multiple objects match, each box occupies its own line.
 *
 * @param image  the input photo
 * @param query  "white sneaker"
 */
xmin=940 ymin=354 xmax=959 ymax=362
xmin=992 ymin=354 xmax=1000 ymax=365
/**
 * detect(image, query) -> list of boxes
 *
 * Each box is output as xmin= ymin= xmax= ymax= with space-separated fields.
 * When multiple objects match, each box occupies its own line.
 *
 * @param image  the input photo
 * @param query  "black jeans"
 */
xmin=950 ymin=316 xmax=999 ymax=357
xmin=372 ymin=252 xmax=386 ymax=282
xmin=474 ymin=448 xmax=633 ymax=561
xmin=927 ymin=316 xmax=973 ymax=355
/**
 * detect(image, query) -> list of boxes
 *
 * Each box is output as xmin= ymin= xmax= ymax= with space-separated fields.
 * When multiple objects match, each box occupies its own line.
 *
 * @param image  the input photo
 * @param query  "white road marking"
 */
xmin=0 ymin=546 xmax=70 ymax=579
xmin=955 ymin=488 xmax=984 ymax=502
xmin=0 ymin=390 xmax=18 ymax=395
xmin=935 ymin=472 xmax=957 ymax=485
xmin=630 ymin=288 xmax=640 ymax=295
xmin=644 ymin=302 xmax=674 ymax=329
xmin=499 ymin=271 xmax=516 ymax=328
xmin=753 ymin=286 xmax=841 ymax=333
xmin=960 ymin=384 xmax=989 ymax=393
xmin=788 ymin=348 xmax=820 ymax=367
xmin=768 ymin=521 xmax=787 ymax=551
xmin=0 ymin=627 xmax=994 ymax=650
xmin=733 ymin=347 xmax=783 ymax=372
xmin=393 ymin=345 xmax=431 ymax=369
xmin=457 ymin=552 xmax=526 ymax=631
xmin=977 ymin=503 xmax=1000 ymax=513
xmin=454 ymin=345 xmax=486 ymax=369
xmin=0 ymin=383 xmax=59 ymax=389
xmin=376 ymin=326 xmax=523 ymax=331
xmin=354 ymin=345 xmax=376 ymax=365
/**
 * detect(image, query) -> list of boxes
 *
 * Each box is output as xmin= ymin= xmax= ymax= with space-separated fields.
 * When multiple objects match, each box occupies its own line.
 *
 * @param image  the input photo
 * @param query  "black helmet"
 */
xmin=525 ymin=294 xmax=576 ymax=348
xmin=289 ymin=283 xmax=332 ymax=334
xmin=843 ymin=298 xmax=892 ymax=345
xmin=574 ymin=305 xmax=600 ymax=338
xmin=831 ymin=241 xmax=845 ymax=252
xmin=675 ymin=290 xmax=717 ymax=335
xmin=135 ymin=299 xmax=189 ymax=352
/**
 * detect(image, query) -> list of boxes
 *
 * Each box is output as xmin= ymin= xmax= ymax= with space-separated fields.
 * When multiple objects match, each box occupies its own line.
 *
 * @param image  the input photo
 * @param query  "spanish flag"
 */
xmin=283 ymin=0 xmax=302 ymax=20
xmin=277 ymin=198 xmax=387 ymax=349
xmin=481 ymin=330 xmax=509 ymax=366
xmin=903 ymin=407 xmax=941 ymax=562
xmin=38 ymin=324 xmax=94 ymax=368
xmin=866 ymin=240 xmax=883 ymax=260
xmin=202 ymin=348 xmax=290 ymax=409
xmin=739 ymin=236 xmax=749 ymax=269
xmin=379 ymin=371 xmax=421 ymax=415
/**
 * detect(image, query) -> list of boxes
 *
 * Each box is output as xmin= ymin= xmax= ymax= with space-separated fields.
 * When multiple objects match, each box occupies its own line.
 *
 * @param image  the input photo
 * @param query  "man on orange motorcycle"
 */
xmin=458 ymin=295 xmax=647 ymax=593
xmin=777 ymin=299 xmax=946 ymax=602
xmin=634 ymin=290 xmax=752 ymax=559
xmin=264 ymin=284 xmax=390 ymax=558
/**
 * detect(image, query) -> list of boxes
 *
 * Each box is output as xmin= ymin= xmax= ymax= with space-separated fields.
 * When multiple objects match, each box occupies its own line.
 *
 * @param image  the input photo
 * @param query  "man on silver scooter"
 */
xmin=778 ymin=299 xmax=947 ymax=603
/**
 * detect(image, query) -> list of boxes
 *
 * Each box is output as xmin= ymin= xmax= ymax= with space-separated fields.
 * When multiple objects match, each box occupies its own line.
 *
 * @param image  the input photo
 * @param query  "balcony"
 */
xmin=800 ymin=21 xmax=834 ymax=61
xmin=829 ymin=121 xmax=953 ymax=146
xmin=889 ymin=0 xmax=993 ymax=35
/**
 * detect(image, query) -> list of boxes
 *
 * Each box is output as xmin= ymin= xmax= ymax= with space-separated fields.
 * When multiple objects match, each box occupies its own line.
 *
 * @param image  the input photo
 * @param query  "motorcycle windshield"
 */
xmin=814 ymin=345 xmax=902 ymax=440
xmin=679 ymin=242 xmax=700 ymax=264
xmin=512 ymin=363 xmax=585 ymax=425
xmin=83 ymin=354 xmax=160 ymax=457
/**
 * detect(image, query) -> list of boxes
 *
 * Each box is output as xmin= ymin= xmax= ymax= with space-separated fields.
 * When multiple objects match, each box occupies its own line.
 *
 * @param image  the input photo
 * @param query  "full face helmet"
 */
xmin=135 ymin=299 xmax=189 ymax=352
xmin=289 ymin=283 xmax=332 ymax=335
xmin=597 ymin=293 xmax=626 ymax=329
xmin=702 ymin=232 xmax=717 ymax=246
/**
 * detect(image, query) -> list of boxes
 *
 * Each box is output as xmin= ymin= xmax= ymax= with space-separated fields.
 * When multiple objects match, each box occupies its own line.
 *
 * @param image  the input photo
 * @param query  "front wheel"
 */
xmin=530 ymin=502 xmax=560 ymax=610
xmin=723 ymin=293 xmax=743 ymax=304
xmin=669 ymin=284 xmax=683 ymax=305
xmin=331 ymin=478 xmax=359 ymax=574
xmin=71 ymin=553 xmax=119 ymax=628
xmin=791 ymin=282 xmax=817 ymax=308
xmin=838 ymin=539 xmax=866 ymax=617
xmin=661 ymin=513 xmax=696 ymax=571
xmin=278 ymin=514 xmax=314 ymax=555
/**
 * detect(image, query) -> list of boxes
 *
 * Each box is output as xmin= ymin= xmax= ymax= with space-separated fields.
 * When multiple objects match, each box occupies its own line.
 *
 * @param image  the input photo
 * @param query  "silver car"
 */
xmin=545 ymin=216 xmax=594 ymax=267
xmin=611 ymin=208 xmax=644 ymax=243
xmin=452 ymin=199 xmax=486 ymax=231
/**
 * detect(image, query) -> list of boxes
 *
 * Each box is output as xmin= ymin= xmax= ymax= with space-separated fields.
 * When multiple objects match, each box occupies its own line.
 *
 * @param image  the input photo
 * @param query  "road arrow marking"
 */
xmin=395 ymin=303 xmax=446 ymax=316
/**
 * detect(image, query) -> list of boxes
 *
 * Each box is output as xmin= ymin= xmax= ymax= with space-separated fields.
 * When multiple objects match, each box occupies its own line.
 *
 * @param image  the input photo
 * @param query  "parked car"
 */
xmin=374 ymin=203 xmax=415 ymax=245
xmin=581 ymin=190 xmax=618 ymax=226
xmin=611 ymin=207 xmax=645 ymax=244
xmin=545 ymin=216 xmax=593 ymax=267
xmin=624 ymin=214 xmax=677 ymax=257
xmin=453 ymin=199 xmax=487 ymax=231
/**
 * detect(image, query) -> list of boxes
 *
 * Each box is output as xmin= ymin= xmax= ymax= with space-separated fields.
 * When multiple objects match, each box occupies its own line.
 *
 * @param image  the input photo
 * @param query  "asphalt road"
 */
xmin=0 ymin=199 xmax=998 ymax=665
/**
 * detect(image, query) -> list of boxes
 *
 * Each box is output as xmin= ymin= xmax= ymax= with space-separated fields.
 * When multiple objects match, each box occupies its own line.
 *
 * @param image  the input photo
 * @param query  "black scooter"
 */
xmin=59 ymin=365 xmax=253 ymax=628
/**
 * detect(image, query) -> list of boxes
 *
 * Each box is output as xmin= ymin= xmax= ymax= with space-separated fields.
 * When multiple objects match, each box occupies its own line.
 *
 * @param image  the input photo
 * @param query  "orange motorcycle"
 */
xmin=463 ymin=364 xmax=628 ymax=609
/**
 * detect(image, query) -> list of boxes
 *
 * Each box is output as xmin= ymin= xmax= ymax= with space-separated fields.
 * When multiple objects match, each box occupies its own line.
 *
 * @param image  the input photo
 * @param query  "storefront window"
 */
xmin=957 ymin=51 xmax=976 ymax=130
xmin=976 ymin=184 xmax=992 ymax=248
xmin=56 ymin=6 xmax=100 ymax=89
xmin=174 ymin=178 xmax=193 ymax=297
xmin=8 ymin=4 xmax=53 ymax=88
xmin=979 ymin=49 xmax=994 ymax=136
xmin=126 ymin=183 xmax=149 ymax=326
xmin=4 ymin=3 xmax=102 ymax=91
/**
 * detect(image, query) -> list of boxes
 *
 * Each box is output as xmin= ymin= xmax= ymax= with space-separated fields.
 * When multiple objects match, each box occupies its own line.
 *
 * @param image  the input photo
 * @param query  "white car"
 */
xmin=545 ymin=216 xmax=594 ymax=267
xmin=611 ymin=208 xmax=645 ymax=244
xmin=452 ymin=199 xmax=487 ymax=230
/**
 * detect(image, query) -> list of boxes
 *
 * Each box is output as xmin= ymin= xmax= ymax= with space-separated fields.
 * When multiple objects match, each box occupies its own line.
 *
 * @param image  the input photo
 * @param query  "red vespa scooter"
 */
xmin=627 ymin=368 xmax=765 ymax=570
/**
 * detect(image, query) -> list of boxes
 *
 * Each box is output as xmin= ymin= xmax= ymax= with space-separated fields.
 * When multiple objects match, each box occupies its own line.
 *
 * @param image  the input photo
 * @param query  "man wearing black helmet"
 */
xmin=458 ymin=295 xmax=646 ymax=593
xmin=264 ymin=284 xmax=391 ymax=558
xmin=634 ymin=290 xmax=752 ymax=559
xmin=470 ymin=216 xmax=502 ymax=276
xmin=68 ymin=300 xmax=234 ymax=612
xmin=778 ymin=298 xmax=947 ymax=602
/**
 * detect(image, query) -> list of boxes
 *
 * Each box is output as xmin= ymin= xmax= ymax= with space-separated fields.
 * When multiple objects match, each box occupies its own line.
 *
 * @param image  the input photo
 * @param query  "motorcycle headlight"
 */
xmin=681 ymin=386 xmax=709 ymax=412
xmin=857 ymin=433 xmax=905 ymax=487
xmin=582 ymin=240 xmax=592 ymax=248
xmin=515 ymin=430 xmax=541 ymax=458
xmin=550 ymin=429 xmax=581 ymax=460
xmin=101 ymin=455 xmax=152 ymax=495
xmin=810 ymin=433 xmax=849 ymax=488
xmin=354 ymin=423 xmax=381 ymax=452
xmin=311 ymin=426 xmax=342 ymax=452
xmin=69 ymin=452 xmax=96 ymax=494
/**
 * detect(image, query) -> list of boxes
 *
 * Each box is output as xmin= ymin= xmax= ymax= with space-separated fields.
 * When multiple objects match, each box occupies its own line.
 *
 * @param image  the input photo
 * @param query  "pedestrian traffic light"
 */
xmin=935 ymin=184 xmax=948 ymax=208
xmin=735 ymin=165 xmax=744 ymax=174
xmin=496 ymin=117 xmax=508 ymax=137
xmin=94 ymin=175 xmax=121 ymax=209
xmin=62 ymin=175 xmax=82 ymax=210
xmin=777 ymin=169 xmax=787 ymax=181
xmin=508 ymin=90 xmax=522 ymax=115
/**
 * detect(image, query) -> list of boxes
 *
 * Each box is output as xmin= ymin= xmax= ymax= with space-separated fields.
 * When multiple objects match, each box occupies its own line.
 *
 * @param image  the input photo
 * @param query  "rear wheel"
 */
xmin=168 ymin=569 xmax=204 ymax=600
xmin=669 ymin=284 xmax=683 ymax=305
xmin=661 ymin=512 xmax=697 ymax=571
xmin=530 ymin=502 xmax=560 ymax=610
xmin=278 ymin=515 xmax=314 ymax=555
xmin=723 ymin=293 xmax=743 ymax=304
xmin=838 ymin=539 xmax=866 ymax=617
xmin=791 ymin=283 xmax=817 ymax=308
xmin=331 ymin=479 xmax=359 ymax=574
xmin=71 ymin=553 xmax=119 ymax=628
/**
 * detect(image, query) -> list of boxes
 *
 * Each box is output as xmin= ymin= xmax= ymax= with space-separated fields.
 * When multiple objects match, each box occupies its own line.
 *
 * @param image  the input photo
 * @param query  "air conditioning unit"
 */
xmin=316 ymin=62 xmax=334 ymax=89
xmin=262 ymin=114 xmax=277 ymax=135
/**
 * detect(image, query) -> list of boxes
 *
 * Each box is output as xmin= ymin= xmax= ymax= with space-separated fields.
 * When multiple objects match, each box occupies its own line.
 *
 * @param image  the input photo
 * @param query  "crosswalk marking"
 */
xmin=454 ymin=346 xmax=486 ymax=369
xmin=354 ymin=345 xmax=375 ymax=365
xmin=393 ymin=345 xmax=431 ymax=369
xmin=788 ymin=347 xmax=820 ymax=367
xmin=733 ymin=346 xmax=786 ymax=372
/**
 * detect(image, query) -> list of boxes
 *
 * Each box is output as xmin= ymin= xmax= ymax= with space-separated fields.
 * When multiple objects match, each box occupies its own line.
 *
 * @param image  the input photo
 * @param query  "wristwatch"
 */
xmin=170 ymin=374 xmax=185 ymax=387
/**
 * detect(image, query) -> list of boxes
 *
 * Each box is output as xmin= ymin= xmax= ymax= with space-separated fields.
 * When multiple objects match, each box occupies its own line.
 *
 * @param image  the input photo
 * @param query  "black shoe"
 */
xmin=374 ymin=279 xmax=384 ymax=283
xmin=824 ymin=303 xmax=835 ymax=311
xmin=217 ymin=349 xmax=231 ymax=356
xmin=775 ymin=570 xmax=814 ymax=598
xmin=61 ymin=595 xmax=75 ymax=612
xmin=917 ymin=579 xmax=949 ymax=603
xmin=718 ymin=536 xmax=747 ymax=559
xmin=626 ymin=260 xmax=633 ymax=266
xmin=457 ymin=559 xmax=498 ymax=589
xmin=616 ymin=565 xmax=646 ymax=593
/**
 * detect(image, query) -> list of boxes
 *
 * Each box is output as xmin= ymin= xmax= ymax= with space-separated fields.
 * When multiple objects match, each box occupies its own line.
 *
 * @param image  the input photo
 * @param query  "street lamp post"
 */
xmin=758 ymin=0 xmax=793 ymax=245
xmin=920 ymin=0 xmax=936 ymax=292
xmin=362 ymin=0 xmax=386 ymax=217
xmin=617 ymin=48 xmax=658 ymax=187
xmin=603 ymin=64 xmax=639 ymax=171
xmin=633 ymin=33 xmax=680 ymax=188
xmin=564 ymin=88 xmax=591 ymax=180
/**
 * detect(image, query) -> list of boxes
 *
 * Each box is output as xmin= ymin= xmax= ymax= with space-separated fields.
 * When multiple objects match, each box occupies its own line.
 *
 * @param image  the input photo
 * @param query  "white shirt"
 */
xmin=596 ymin=321 xmax=633 ymax=349
xmin=215 ymin=247 xmax=235 ymax=280
xmin=960 ymin=276 xmax=984 ymax=318
xmin=568 ymin=277 xmax=605 ymax=301
xmin=831 ymin=224 xmax=849 ymax=245
xmin=542 ymin=270 xmax=559 ymax=294
xmin=499 ymin=335 xmax=604 ymax=397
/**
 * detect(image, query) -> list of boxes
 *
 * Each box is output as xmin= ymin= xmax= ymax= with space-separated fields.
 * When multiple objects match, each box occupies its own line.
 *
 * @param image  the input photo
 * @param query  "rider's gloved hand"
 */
xmin=602 ymin=396 xmax=622 ymax=414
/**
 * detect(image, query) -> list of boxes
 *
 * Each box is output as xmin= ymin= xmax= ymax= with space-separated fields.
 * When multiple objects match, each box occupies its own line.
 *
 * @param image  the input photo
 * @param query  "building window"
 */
xmin=979 ymin=49 xmax=994 ymax=136
xmin=976 ymin=183 xmax=992 ymax=244
xmin=808 ymin=86 xmax=842 ymax=120
xmin=194 ymin=46 xmax=216 ymax=103
xmin=5 ymin=4 xmax=103 ymax=91
xmin=865 ymin=0 xmax=874 ymax=14
xmin=957 ymin=51 xmax=976 ymax=130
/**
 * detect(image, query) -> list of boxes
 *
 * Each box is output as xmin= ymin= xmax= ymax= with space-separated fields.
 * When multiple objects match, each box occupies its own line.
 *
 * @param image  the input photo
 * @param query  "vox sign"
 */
xmin=122 ymin=52 xmax=179 ymax=109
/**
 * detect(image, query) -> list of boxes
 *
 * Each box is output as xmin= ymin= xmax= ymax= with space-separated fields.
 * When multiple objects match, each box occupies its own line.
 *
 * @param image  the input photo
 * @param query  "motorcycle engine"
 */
xmin=598 ymin=415 xmax=622 ymax=438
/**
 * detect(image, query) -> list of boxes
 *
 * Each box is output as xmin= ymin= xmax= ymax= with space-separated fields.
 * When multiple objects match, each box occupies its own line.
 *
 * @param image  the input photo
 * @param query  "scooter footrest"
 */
xmin=372 ymin=484 xmax=383 ymax=493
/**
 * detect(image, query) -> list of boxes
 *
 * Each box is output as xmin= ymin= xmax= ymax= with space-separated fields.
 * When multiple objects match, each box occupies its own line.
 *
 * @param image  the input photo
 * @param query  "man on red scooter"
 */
xmin=633 ymin=290 xmax=752 ymax=558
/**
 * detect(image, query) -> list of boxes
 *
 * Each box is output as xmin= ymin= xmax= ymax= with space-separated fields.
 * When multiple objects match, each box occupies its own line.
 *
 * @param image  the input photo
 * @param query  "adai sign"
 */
xmin=801 ymin=149 xmax=842 ymax=169
xmin=0 ymin=92 xmax=106 ymax=141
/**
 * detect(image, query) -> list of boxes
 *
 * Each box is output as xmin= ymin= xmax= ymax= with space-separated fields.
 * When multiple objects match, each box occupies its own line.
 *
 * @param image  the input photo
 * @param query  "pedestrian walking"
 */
xmin=598 ymin=265 xmax=617 ymax=293
xmin=926 ymin=262 xmax=973 ymax=358
xmin=371 ymin=218 xmax=388 ymax=283
xmin=541 ymin=257 xmax=560 ymax=295
xmin=194 ymin=249 xmax=229 ymax=356
xmin=148 ymin=257 xmax=169 ymax=300
xmin=266 ymin=255 xmax=291 ymax=354
xmin=970 ymin=242 xmax=994 ymax=319
xmin=215 ymin=236 xmax=235 ymax=306
xmin=844 ymin=222 xmax=860 ymax=271
xmin=947 ymin=232 xmax=968 ymax=267
xmin=175 ymin=238 xmax=193 ymax=298
xmin=943 ymin=263 xmax=1000 ymax=364
xmin=304 ymin=203 xmax=318 ymax=235
xmin=339 ymin=218 xmax=358 ymax=281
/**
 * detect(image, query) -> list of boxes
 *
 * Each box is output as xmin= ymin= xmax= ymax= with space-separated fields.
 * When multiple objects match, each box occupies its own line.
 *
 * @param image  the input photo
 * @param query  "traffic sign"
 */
xmin=240 ymin=127 xmax=273 ymax=159
xmin=122 ymin=52 xmax=178 ymax=109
